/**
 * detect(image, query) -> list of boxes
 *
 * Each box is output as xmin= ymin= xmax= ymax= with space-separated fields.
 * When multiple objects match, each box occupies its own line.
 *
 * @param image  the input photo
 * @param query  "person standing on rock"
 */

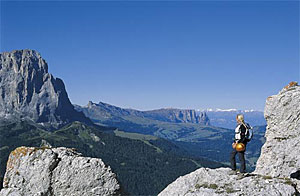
xmin=230 ymin=114 xmax=251 ymax=174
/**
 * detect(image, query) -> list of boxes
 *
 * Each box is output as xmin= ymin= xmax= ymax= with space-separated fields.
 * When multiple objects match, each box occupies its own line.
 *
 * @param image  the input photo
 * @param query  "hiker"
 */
xmin=230 ymin=114 xmax=251 ymax=174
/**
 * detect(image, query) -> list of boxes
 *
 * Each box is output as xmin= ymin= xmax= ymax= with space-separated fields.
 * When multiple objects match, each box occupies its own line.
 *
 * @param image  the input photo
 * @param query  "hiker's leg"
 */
xmin=230 ymin=149 xmax=237 ymax=170
xmin=238 ymin=151 xmax=246 ymax=173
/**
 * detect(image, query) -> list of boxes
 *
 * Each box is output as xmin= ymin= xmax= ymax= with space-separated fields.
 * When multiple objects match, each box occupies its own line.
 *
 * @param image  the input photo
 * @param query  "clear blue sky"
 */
xmin=1 ymin=1 xmax=299 ymax=111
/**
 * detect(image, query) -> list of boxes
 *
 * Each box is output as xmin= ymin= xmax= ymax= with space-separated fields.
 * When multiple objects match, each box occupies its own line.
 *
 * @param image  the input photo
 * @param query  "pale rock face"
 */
xmin=0 ymin=147 xmax=120 ymax=196
xmin=0 ymin=49 xmax=92 ymax=129
xmin=158 ymin=168 xmax=299 ymax=196
xmin=158 ymin=83 xmax=300 ymax=196
xmin=254 ymin=83 xmax=300 ymax=177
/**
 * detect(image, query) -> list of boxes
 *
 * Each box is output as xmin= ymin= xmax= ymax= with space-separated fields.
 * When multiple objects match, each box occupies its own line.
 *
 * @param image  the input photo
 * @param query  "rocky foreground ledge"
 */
xmin=0 ymin=146 xmax=121 ymax=196
xmin=159 ymin=82 xmax=300 ymax=196
xmin=158 ymin=167 xmax=299 ymax=196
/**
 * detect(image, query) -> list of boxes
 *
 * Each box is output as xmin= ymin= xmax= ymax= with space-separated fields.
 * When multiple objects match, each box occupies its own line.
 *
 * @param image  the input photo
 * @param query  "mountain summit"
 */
xmin=0 ymin=49 xmax=92 ymax=129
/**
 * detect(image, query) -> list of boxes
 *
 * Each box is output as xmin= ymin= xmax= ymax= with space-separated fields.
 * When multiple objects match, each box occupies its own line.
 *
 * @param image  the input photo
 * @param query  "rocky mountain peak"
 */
xmin=0 ymin=146 xmax=121 ymax=196
xmin=1 ymin=49 xmax=48 ymax=72
xmin=0 ymin=49 xmax=92 ymax=129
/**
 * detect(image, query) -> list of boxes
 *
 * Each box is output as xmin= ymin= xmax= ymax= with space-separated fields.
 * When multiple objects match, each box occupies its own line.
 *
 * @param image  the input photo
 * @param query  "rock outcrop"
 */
xmin=254 ymin=82 xmax=300 ymax=177
xmin=0 ymin=146 xmax=121 ymax=196
xmin=0 ymin=49 xmax=92 ymax=129
xmin=158 ymin=168 xmax=299 ymax=196
xmin=158 ymin=82 xmax=300 ymax=196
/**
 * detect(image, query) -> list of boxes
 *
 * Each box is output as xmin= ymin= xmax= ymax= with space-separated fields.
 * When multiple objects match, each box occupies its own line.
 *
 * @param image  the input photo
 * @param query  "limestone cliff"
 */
xmin=254 ymin=82 xmax=300 ymax=177
xmin=0 ymin=49 xmax=92 ymax=129
xmin=0 ymin=146 xmax=121 ymax=196
xmin=158 ymin=82 xmax=300 ymax=196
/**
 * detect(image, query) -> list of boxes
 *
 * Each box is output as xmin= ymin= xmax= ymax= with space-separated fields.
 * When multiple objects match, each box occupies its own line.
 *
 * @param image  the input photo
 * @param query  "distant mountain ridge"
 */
xmin=75 ymin=101 xmax=211 ymax=125
xmin=0 ymin=49 xmax=92 ymax=129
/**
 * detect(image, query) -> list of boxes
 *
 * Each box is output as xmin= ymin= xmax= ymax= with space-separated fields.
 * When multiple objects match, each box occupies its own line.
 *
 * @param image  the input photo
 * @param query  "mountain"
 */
xmin=0 ymin=120 xmax=223 ymax=195
xmin=75 ymin=101 xmax=210 ymax=125
xmin=199 ymin=109 xmax=266 ymax=129
xmin=158 ymin=82 xmax=300 ymax=195
xmin=0 ymin=49 xmax=92 ymax=129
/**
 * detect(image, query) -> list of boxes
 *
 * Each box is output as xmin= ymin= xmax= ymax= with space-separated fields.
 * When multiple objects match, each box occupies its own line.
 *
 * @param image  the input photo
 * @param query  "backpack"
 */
xmin=244 ymin=123 xmax=253 ymax=142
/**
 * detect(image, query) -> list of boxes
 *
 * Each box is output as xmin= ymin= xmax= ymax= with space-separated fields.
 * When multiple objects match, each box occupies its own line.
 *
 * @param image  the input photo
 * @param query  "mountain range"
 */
xmin=75 ymin=101 xmax=211 ymax=125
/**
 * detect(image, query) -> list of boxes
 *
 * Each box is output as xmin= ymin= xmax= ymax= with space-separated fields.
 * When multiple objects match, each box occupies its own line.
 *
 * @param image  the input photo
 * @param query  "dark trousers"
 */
xmin=230 ymin=148 xmax=246 ymax=173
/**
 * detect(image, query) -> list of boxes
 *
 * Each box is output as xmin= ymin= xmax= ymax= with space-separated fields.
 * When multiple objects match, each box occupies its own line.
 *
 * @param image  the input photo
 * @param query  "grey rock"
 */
xmin=0 ymin=146 xmax=120 ymax=196
xmin=158 ymin=167 xmax=299 ymax=196
xmin=0 ymin=49 xmax=92 ymax=129
xmin=254 ymin=82 xmax=300 ymax=178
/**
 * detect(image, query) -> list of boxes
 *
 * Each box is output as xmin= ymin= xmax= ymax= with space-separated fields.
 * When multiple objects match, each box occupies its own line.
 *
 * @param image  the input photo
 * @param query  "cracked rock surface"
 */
xmin=254 ymin=83 xmax=300 ymax=178
xmin=158 ymin=167 xmax=299 ymax=196
xmin=0 ymin=147 xmax=120 ymax=196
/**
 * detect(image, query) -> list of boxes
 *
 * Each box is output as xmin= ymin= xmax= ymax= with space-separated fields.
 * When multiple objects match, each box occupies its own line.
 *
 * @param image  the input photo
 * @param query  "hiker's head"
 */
xmin=236 ymin=114 xmax=244 ymax=123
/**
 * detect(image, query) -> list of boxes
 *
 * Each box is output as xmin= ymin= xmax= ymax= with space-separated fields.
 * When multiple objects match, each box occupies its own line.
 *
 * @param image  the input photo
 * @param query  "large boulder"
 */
xmin=0 ymin=146 xmax=121 ymax=196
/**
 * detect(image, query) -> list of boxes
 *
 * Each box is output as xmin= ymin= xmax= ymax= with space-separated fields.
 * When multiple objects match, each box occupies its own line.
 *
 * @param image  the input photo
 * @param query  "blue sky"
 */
xmin=1 ymin=1 xmax=299 ymax=111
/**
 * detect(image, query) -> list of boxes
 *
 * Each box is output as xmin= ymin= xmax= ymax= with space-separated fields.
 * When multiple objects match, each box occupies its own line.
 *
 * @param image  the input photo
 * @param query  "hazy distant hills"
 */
xmin=201 ymin=109 xmax=266 ymax=129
